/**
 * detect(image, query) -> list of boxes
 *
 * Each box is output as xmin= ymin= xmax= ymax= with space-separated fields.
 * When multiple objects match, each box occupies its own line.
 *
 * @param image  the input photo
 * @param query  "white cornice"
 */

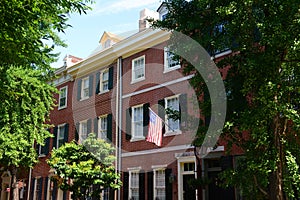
xmin=67 ymin=29 xmax=170 ymax=78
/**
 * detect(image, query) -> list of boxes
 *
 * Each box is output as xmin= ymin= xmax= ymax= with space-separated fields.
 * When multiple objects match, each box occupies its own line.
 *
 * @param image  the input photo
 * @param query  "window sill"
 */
xmin=80 ymin=97 xmax=89 ymax=101
xmin=98 ymin=90 xmax=109 ymax=95
xmin=163 ymin=65 xmax=181 ymax=73
xmin=164 ymin=130 xmax=182 ymax=137
xmin=38 ymin=154 xmax=46 ymax=158
xmin=58 ymin=106 xmax=67 ymax=110
xmin=130 ymin=136 xmax=145 ymax=142
xmin=131 ymin=77 xmax=145 ymax=84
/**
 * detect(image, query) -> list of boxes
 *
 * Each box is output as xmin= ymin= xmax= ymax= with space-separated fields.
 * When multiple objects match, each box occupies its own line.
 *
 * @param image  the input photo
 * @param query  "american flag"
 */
xmin=147 ymin=108 xmax=163 ymax=146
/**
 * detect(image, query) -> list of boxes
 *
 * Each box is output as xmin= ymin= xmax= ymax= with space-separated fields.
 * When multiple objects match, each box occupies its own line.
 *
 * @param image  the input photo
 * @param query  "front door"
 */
xmin=183 ymin=174 xmax=196 ymax=200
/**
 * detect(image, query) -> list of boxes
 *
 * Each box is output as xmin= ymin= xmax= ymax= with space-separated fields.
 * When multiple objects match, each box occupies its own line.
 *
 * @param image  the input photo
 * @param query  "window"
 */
xmin=101 ymin=70 xmax=109 ymax=92
xmin=132 ymin=105 xmax=144 ymax=139
xmin=132 ymin=55 xmax=145 ymax=82
xmin=164 ymin=47 xmax=180 ymax=72
xmin=81 ymin=77 xmax=89 ymax=99
xmin=154 ymin=169 xmax=166 ymax=200
xmin=34 ymin=178 xmax=42 ymax=200
xmin=37 ymin=135 xmax=50 ymax=156
xmin=99 ymin=115 xmax=108 ymax=140
xmin=57 ymin=125 xmax=65 ymax=148
xmin=165 ymin=96 xmax=180 ymax=133
xmin=129 ymin=171 xmax=139 ymax=200
xmin=80 ymin=121 xmax=88 ymax=141
xmin=58 ymin=86 xmax=67 ymax=109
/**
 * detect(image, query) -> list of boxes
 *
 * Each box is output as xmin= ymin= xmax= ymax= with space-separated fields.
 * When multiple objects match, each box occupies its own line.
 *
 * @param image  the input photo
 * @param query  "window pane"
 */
xmin=133 ymin=57 xmax=145 ymax=80
xmin=167 ymin=97 xmax=179 ymax=131
xmin=58 ymin=126 xmax=65 ymax=147
xmin=133 ymin=106 xmax=143 ymax=137
xmin=102 ymin=71 xmax=109 ymax=91
xmin=130 ymin=172 xmax=139 ymax=199
xmin=100 ymin=116 xmax=107 ymax=140
xmin=155 ymin=170 xmax=166 ymax=200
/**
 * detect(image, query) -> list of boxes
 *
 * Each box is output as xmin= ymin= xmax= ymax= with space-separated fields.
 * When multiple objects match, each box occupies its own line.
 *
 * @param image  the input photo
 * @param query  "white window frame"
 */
xmin=56 ymin=124 xmax=66 ymax=148
xmin=58 ymin=86 xmax=68 ymax=110
xmin=33 ymin=177 xmax=41 ymax=200
xmin=80 ymin=120 xmax=88 ymax=142
xmin=81 ymin=77 xmax=89 ymax=100
xmin=164 ymin=47 xmax=180 ymax=73
xmin=98 ymin=115 xmax=108 ymax=140
xmin=131 ymin=105 xmax=145 ymax=141
xmin=100 ymin=69 xmax=109 ymax=93
xmin=128 ymin=167 xmax=141 ymax=200
xmin=131 ymin=55 xmax=145 ymax=83
xmin=164 ymin=95 xmax=181 ymax=136
xmin=153 ymin=167 xmax=166 ymax=200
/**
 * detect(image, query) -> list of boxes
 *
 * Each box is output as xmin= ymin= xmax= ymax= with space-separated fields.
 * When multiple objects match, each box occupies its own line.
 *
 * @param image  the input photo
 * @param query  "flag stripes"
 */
xmin=146 ymin=108 xmax=163 ymax=146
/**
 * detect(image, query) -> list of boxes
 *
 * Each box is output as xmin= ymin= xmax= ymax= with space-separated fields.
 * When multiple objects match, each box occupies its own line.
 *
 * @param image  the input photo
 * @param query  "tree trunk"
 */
xmin=269 ymin=115 xmax=285 ymax=200
xmin=11 ymin=166 xmax=19 ymax=200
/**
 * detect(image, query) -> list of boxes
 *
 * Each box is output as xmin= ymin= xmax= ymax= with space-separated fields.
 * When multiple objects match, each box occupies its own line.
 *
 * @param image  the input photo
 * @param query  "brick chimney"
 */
xmin=139 ymin=8 xmax=159 ymax=31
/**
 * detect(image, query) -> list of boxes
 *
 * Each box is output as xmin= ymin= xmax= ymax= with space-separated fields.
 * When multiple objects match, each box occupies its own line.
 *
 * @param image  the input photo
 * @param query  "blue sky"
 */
xmin=52 ymin=0 xmax=162 ymax=68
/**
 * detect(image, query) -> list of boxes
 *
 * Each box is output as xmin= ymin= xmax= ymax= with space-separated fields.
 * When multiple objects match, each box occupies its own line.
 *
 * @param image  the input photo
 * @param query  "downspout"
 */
xmin=116 ymin=57 xmax=123 ymax=200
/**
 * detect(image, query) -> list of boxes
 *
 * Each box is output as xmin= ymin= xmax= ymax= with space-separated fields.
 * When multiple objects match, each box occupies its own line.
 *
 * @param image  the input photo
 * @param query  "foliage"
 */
xmin=0 ymin=0 xmax=94 ymax=69
xmin=0 ymin=66 xmax=56 ymax=167
xmin=153 ymin=0 xmax=300 ymax=199
xmin=47 ymin=134 xmax=121 ymax=200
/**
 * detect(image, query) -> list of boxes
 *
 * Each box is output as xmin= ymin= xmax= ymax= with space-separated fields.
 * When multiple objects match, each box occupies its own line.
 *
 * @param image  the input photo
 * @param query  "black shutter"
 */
xmin=158 ymin=99 xmax=165 ymax=134
xmin=77 ymin=79 xmax=82 ymax=101
xmin=43 ymin=137 xmax=50 ymax=155
xmin=75 ymin=123 xmax=79 ymax=142
xmin=29 ymin=178 xmax=35 ymax=200
xmin=95 ymin=72 xmax=100 ymax=94
xmin=204 ymin=89 xmax=211 ymax=127
xmin=123 ymin=172 xmax=129 ymax=200
xmin=38 ymin=178 xmax=43 ymax=200
xmin=64 ymin=123 xmax=69 ymax=143
xmin=36 ymin=143 xmax=40 ymax=155
xmin=139 ymin=171 xmax=145 ymax=200
xmin=44 ymin=177 xmax=48 ymax=200
xmin=89 ymin=75 xmax=94 ymax=97
xmin=109 ymin=188 xmax=114 ymax=200
xmin=87 ymin=119 xmax=92 ymax=136
xmin=63 ymin=191 xmax=67 ymax=200
xmin=108 ymin=66 xmax=114 ymax=90
xmin=94 ymin=117 xmax=98 ymax=138
xmin=143 ymin=103 xmax=150 ymax=137
xmin=125 ymin=108 xmax=132 ymax=140
xmin=107 ymin=114 xmax=113 ymax=142
xmin=179 ymin=93 xmax=188 ymax=130
xmin=165 ymin=169 xmax=173 ymax=200
xmin=53 ymin=126 xmax=58 ymax=149
xmin=52 ymin=181 xmax=58 ymax=200
xmin=147 ymin=171 xmax=154 ymax=200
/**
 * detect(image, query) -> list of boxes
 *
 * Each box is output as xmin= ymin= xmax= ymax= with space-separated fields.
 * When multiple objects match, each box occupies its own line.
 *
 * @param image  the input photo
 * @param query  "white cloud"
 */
xmin=91 ymin=0 xmax=160 ymax=16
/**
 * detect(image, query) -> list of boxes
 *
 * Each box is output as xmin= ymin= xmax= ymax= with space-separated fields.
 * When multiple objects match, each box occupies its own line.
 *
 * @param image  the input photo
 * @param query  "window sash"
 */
xmin=80 ymin=121 xmax=88 ymax=140
xmin=82 ymin=78 xmax=89 ymax=98
xmin=132 ymin=56 xmax=145 ymax=81
xmin=130 ymin=171 xmax=139 ymax=199
xmin=132 ymin=106 xmax=143 ymax=137
xmin=101 ymin=71 xmax=109 ymax=92
xmin=57 ymin=126 xmax=65 ymax=148
xmin=59 ymin=87 xmax=67 ymax=108
xmin=154 ymin=169 xmax=166 ymax=200
xmin=164 ymin=47 xmax=180 ymax=71
xmin=166 ymin=97 xmax=180 ymax=131
xmin=99 ymin=116 xmax=107 ymax=140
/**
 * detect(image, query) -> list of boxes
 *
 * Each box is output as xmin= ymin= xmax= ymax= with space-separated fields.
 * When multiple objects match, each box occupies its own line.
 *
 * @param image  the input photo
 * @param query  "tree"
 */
xmin=153 ymin=0 xmax=300 ymax=199
xmin=47 ymin=133 xmax=121 ymax=200
xmin=0 ymin=0 xmax=93 ymax=199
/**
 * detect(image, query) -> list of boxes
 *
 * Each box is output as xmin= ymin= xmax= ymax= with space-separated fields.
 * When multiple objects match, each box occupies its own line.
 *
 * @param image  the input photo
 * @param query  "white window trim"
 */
xmin=58 ymin=86 xmax=68 ymax=110
xmin=128 ymin=167 xmax=141 ymax=200
xmin=81 ymin=77 xmax=89 ymax=100
xmin=56 ymin=124 xmax=66 ymax=148
xmin=153 ymin=168 xmax=166 ymax=200
xmin=99 ymin=69 xmax=109 ymax=94
xmin=130 ymin=105 xmax=145 ymax=142
xmin=164 ymin=95 xmax=182 ymax=136
xmin=98 ymin=114 xmax=108 ymax=140
xmin=163 ymin=47 xmax=180 ymax=73
xmin=37 ymin=145 xmax=46 ymax=158
xmin=79 ymin=120 xmax=88 ymax=142
xmin=131 ymin=55 xmax=146 ymax=84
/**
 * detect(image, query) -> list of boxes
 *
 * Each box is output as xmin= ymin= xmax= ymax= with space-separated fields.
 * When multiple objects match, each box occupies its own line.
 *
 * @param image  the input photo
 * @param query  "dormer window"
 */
xmin=104 ymin=39 xmax=111 ymax=48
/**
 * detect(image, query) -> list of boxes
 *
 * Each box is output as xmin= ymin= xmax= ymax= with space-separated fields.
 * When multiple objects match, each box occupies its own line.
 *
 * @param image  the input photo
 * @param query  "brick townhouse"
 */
xmin=10 ymin=3 xmax=242 ymax=200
